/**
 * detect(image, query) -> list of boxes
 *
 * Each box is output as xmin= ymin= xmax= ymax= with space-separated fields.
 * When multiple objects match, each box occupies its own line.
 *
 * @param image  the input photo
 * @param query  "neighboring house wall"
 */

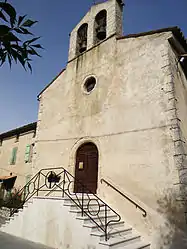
xmin=0 ymin=131 xmax=35 ymax=188
xmin=34 ymin=31 xmax=187 ymax=248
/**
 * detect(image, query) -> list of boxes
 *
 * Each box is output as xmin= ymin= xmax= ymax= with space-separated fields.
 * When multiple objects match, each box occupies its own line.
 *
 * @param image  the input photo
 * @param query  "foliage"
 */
xmin=0 ymin=187 xmax=24 ymax=209
xmin=0 ymin=0 xmax=43 ymax=71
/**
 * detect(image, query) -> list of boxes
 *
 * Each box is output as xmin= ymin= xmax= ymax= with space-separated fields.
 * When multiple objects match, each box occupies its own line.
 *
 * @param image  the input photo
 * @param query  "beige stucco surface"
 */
xmin=33 ymin=29 xmax=187 ymax=248
xmin=1 ymin=197 xmax=100 ymax=249
xmin=0 ymin=131 xmax=35 ymax=188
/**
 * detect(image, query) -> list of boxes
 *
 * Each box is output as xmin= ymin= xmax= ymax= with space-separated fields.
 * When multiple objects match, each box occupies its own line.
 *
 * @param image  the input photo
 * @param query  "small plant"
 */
xmin=3 ymin=187 xmax=24 ymax=209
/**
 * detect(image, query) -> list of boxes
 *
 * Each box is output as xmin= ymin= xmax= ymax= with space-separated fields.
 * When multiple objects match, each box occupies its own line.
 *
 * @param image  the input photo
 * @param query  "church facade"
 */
xmin=1 ymin=0 xmax=187 ymax=248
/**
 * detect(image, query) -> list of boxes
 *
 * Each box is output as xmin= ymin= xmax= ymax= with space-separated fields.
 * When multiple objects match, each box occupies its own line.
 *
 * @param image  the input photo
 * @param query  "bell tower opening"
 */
xmin=94 ymin=10 xmax=107 ymax=44
xmin=68 ymin=0 xmax=123 ymax=61
xmin=76 ymin=23 xmax=88 ymax=55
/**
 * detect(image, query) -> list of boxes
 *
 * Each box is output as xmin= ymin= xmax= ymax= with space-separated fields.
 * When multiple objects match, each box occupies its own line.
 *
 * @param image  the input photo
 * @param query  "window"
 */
xmin=10 ymin=147 xmax=18 ymax=165
xmin=25 ymin=144 xmax=34 ymax=163
xmin=84 ymin=76 xmax=97 ymax=93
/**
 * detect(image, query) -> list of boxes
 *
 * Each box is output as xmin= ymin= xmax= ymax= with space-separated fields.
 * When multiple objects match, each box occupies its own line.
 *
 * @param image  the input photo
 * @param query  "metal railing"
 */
xmin=101 ymin=178 xmax=147 ymax=217
xmin=5 ymin=167 xmax=121 ymax=241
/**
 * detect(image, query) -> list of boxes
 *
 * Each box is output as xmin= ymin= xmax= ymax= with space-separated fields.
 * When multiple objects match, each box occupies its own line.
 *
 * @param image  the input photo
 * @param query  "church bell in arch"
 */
xmin=96 ymin=24 xmax=106 ymax=40
xmin=69 ymin=0 xmax=123 ymax=60
xmin=95 ymin=10 xmax=107 ymax=42
xmin=79 ymin=39 xmax=87 ymax=53
xmin=77 ymin=23 xmax=88 ymax=54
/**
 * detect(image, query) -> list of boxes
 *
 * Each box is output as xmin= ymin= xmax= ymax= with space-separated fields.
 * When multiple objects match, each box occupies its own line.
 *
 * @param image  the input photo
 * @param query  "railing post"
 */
xmin=62 ymin=169 xmax=66 ymax=198
xmin=105 ymin=204 xmax=108 ymax=241
xmin=81 ymin=186 xmax=84 ymax=217
xmin=37 ymin=172 xmax=40 ymax=196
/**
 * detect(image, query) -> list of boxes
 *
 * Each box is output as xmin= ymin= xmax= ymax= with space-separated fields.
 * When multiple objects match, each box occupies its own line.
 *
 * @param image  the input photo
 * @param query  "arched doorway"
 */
xmin=74 ymin=142 xmax=99 ymax=194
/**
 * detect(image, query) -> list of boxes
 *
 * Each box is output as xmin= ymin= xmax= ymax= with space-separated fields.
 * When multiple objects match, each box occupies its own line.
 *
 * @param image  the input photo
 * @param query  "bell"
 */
xmin=79 ymin=40 xmax=87 ymax=53
xmin=96 ymin=26 xmax=106 ymax=41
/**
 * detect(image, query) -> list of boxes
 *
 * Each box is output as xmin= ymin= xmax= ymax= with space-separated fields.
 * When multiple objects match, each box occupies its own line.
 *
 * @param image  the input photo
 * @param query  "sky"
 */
xmin=0 ymin=0 xmax=187 ymax=133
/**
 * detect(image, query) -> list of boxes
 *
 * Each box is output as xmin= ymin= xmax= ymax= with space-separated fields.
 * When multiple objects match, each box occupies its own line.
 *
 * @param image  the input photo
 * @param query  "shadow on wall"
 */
xmin=157 ymin=190 xmax=187 ymax=249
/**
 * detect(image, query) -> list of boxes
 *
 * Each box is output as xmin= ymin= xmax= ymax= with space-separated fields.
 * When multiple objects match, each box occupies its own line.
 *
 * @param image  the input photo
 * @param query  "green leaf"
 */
xmin=14 ymin=28 xmax=24 ymax=34
xmin=24 ymin=37 xmax=40 ymax=45
xmin=16 ymin=52 xmax=26 ymax=69
xmin=28 ymin=48 xmax=41 ymax=57
xmin=32 ymin=44 xmax=43 ymax=49
xmin=0 ymin=56 xmax=6 ymax=66
xmin=22 ymin=19 xmax=37 ymax=27
xmin=3 ymin=32 xmax=20 ymax=42
xmin=0 ymin=3 xmax=16 ymax=26
xmin=0 ymin=11 xmax=7 ymax=22
xmin=10 ymin=48 xmax=18 ymax=62
xmin=7 ymin=53 xmax=12 ymax=68
xmin=20 ymin=27 xmax=33 ymax=35
xmin=0 ymin=50 xmax=6 ymax=66
xmin=2 ymin=41 xmax=11 ymax=53
xmin=27 ymin=61 xmax=32 ymax=73
xmin=11 ymin=44 xmax=24 ymax=52
xmin=20 ymin=47 xmax=28 ymax=59
xmin=18 ymin=15 xmax=26 ymax=26
xmin=0 ymin=25 xmax=10 ymax=36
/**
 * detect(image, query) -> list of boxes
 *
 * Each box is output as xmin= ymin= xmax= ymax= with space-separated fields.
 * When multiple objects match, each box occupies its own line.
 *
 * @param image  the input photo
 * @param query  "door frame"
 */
xmin=73 ymin=141 xmax=99 ymax=194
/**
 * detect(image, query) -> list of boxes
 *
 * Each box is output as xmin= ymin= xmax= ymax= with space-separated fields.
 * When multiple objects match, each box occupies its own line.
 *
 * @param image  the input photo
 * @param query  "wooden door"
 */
xmin=74 ymin=143 xmax=98 ymax=194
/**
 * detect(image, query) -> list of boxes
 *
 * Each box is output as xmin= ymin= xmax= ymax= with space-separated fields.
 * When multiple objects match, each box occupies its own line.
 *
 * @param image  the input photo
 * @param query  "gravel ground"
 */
xmin=0 ymin=232 xmax=54 ymax=249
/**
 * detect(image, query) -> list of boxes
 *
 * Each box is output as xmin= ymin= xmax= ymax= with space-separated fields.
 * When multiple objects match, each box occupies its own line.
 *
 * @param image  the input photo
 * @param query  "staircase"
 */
xmin=0 ymin=167 xmax=151 ymax=249
xmin=0 ymin=207 xmax=10 ymax=227
xmin=63 ymin=195 xmax=150 ymax=249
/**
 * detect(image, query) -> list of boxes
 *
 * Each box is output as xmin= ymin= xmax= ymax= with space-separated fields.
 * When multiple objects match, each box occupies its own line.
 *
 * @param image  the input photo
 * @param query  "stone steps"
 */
xmin=64 ymin=195 xmax=150 ymax=249
xmin=0 ymin=194 xmax=150 ymax=249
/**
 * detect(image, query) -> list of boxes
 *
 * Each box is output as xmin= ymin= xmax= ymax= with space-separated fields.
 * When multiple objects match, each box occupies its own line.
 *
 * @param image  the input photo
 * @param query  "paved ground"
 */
xmin=0 ymin=231 xmax=54 ymax=249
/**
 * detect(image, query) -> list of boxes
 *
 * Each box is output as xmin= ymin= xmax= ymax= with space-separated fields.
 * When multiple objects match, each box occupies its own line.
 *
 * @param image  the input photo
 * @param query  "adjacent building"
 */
xmin=0 ymin=122 xmax=36 ymax=189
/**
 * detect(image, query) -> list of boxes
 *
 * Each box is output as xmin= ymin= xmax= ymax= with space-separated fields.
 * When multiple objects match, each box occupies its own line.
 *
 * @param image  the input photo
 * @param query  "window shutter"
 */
xmin=25 ymin=145 xmax=31 ymax=163
xmin=10 ymin=147 xmax=18 ymax=165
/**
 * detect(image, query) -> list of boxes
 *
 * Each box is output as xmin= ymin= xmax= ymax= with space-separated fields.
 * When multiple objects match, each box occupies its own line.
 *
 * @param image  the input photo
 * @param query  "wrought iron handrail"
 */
xmin=101 ymin=178 xmax=147 ymax=217
xmin=4 ymin=167 xmax=121 ymax=241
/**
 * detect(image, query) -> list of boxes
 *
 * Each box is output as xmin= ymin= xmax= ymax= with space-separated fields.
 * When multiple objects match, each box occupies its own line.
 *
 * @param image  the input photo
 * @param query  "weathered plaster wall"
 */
xmin=33 ymin=31 xmax=187 ymax=249
xmin=0 ymin=132 xmax=35 ymax=187
xmin=160 ymin=38 xmax=187 ymax=247
xmin=1 ymin=197 xmax=100 ymax=249
xmin=168 ymin=41 xmax=187 ymax=194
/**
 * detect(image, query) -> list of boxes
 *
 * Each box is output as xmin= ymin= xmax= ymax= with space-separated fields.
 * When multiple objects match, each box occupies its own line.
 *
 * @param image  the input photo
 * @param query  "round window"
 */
xmin=84 ymin=77 xmax=96 ymax=93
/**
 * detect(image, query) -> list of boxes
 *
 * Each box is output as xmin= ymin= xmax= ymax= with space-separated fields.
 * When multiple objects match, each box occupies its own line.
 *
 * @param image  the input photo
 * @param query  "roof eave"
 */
xmin=0 ymin=122 xmax=37 ymax=140
xmin=117 ymin=26 xmax=187 ymax=52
